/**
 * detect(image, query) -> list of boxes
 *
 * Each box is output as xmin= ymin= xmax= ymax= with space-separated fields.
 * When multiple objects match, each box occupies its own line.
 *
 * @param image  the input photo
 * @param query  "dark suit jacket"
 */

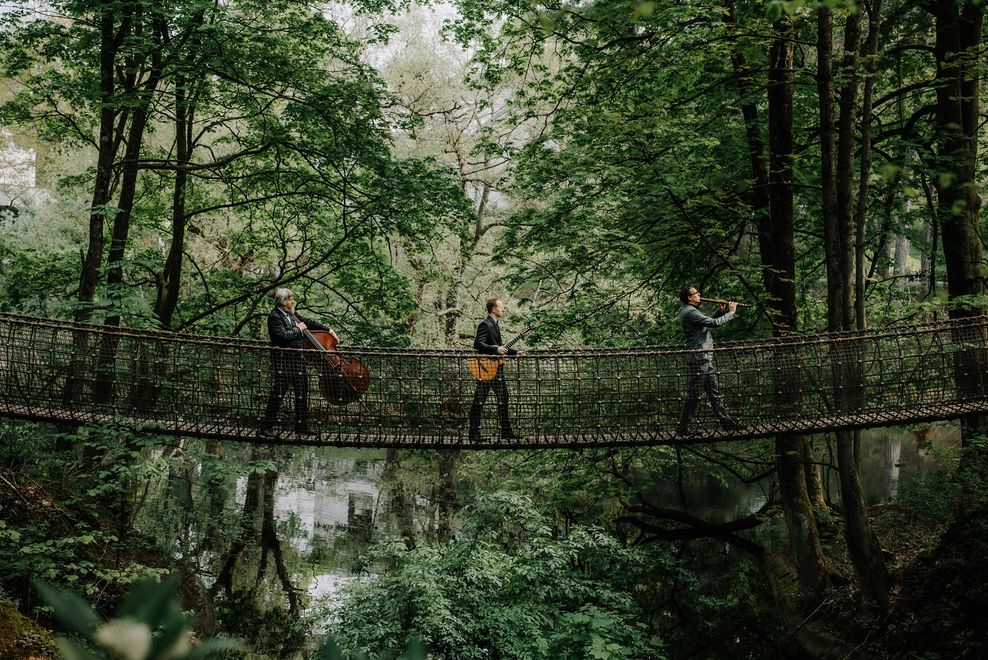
xmin=267 ymin=307 xmax=330 ymax=349
xmin=474 ymin=316 xmax=518 ymax=356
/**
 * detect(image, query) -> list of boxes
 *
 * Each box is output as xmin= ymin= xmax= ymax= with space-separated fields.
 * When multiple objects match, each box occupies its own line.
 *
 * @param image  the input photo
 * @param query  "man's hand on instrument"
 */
xmin=296 ymin=322 xmax=307 ymax=331
xmin=329 ymin=330 xmax=340 ymax=342
xmin=516 ymin=350 xmax=526 ymax=356
xmin=728 ymin=301 xmax=738 ymax=314
xmin=497 ymin=346 xmax=509 ymax=355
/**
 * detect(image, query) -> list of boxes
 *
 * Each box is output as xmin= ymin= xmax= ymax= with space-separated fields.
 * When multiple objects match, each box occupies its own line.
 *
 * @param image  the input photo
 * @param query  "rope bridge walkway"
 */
xmin=1 ymin=313 xmax=987 ymax=449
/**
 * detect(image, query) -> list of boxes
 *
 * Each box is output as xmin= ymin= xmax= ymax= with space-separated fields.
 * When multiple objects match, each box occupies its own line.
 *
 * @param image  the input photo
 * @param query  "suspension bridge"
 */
xmin=1 ymin=313 xmax=986 ymax=449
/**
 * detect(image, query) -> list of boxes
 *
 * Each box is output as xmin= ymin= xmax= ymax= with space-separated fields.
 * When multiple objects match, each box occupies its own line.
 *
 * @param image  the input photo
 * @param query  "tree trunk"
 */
xmin=155 ymin=74 xmax=191 ymax=329
xmin=93 ymin=28 xmax=164 ymax=403
xmin=728 ymin=4 xmax=831 ymax=609
xmin=77 ymin=0 xmax=131 ymax=322
xmin=802 ymin=439 xmax=829 ymax=513
xmin=834 ymin=9 xmax=861 ymax=331
xmin=931 ymin=0 xmax=985 ymax=317
xmin=854 ymin=0 xmax=884 ymax=330
xmin=64 ymin=0 xmax=130 ymax=407
xmin=818 ymin=7 xmax=841 ymax=334
xmin=93 ymin=98 xmax=156 ymax=404
xmin=727 ymin=0 xmax=830 ymax=544
xmin=827 ymin=5 xmax=891 ymax=611
xmin=767 ymin=16 xmax=831 ymax=606
xmin=893 ymin=234 xmax=910 ymax=278
xmin=762 ymin=545 xmax=855 ymax=657
xmin=928 ymin=0 xmax=986 ymax=445
xmin=436 ymin=449 xmax=458 ymax=543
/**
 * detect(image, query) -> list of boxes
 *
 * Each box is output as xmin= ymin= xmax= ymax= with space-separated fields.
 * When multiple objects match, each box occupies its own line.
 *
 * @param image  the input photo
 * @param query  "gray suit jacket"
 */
xmin=680 ymin=304 xmax=734 ymax=359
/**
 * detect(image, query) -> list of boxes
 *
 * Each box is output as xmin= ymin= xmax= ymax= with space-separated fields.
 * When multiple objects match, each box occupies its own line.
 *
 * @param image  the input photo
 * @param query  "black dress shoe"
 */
xmin=260 ymin=427 xmax=277 ymax=438
xmin=296 ymin=427 xmax=317 ymax=436
xmin=675 ymin=426 xmax=695 ymax=437
xmin=720 ymin=418 xmax=743 ymax=430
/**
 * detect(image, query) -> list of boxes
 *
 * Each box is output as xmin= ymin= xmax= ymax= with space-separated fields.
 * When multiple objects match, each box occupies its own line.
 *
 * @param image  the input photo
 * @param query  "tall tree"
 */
xmin=819 ymin=1 xmax=890 ymax=610
xmin=924 ymin=0 xmax=987 ymax=451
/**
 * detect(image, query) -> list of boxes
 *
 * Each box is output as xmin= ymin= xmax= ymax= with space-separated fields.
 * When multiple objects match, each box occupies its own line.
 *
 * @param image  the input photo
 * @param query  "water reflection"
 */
xmin=134 ymin=424 xmax=960 ymax=643
xmin=262 ymin=453 xmax=387 ymax=601
xmin=264 ymin=456 xmax=384 ymax=554
xmin=630 ymin=424 xmax=960 ymax=524
xmin=839 ymin=424 xmax=959 ymax=504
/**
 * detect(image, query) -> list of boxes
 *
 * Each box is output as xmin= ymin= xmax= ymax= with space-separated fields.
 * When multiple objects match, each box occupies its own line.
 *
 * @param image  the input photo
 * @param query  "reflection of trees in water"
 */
xmin=200 ymin=439 xmax=231 ymax=552
xmin=145 ymin=446 xmax=446 ymax=616
xmin=209 ymin=447 xmax=301 ymax=616
xmin=816 ymin=425 xmax=960 ymax=504
xmin=382 ymin=448 xmax=417 ymax=549
xmin=146 ymin=438 xmax=194 ymax=551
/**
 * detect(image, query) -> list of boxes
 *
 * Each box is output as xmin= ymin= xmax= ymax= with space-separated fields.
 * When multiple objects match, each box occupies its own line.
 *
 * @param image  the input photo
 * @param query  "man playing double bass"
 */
xmin=260 ymin=288 xmax=338 ymax=437
xmin=468 ymin=298 xmax=526 ymax=442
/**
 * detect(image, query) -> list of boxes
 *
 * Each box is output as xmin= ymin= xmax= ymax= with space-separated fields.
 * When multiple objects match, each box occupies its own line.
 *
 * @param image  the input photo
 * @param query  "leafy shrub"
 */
xmin=325 ymin=491 xmax=664 ymax=660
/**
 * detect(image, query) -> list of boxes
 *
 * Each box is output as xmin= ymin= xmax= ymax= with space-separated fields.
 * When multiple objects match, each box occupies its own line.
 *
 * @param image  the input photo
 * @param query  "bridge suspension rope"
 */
xmin=1 ymin=313 xmax=986 ymax=448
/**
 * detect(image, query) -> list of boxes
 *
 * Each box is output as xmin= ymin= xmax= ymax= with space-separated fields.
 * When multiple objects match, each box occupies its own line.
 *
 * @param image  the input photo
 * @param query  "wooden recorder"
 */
xmin=699 ymin=297 xmax=752 ymax=308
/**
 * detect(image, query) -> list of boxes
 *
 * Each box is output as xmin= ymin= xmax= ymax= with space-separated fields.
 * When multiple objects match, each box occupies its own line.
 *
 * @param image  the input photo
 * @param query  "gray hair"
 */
xmin=273 ymin=288 xmax=294 ymax=306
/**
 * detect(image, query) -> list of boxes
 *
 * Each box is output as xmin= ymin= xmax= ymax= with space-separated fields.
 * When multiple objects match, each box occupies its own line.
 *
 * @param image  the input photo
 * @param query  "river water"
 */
xmin=137 ymin=424 xmax=958 ymax=645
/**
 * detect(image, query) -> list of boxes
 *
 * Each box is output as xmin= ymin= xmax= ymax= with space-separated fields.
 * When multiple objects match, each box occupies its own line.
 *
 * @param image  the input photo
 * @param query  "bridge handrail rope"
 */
xmin=0 ymin=311 xmax=978 ymax=353
xmin=1 ymin=312 xmax=986 ymax=449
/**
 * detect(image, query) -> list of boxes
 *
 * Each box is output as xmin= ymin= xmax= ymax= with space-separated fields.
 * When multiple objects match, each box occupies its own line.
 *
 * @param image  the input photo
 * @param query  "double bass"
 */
xmin=288 ymin=311 xmax=370 ymax=405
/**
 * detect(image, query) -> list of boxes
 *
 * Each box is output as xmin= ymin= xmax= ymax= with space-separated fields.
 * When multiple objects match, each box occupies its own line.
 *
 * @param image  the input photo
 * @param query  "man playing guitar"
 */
xmin=468 ymin=298 xmax=526 ymax=441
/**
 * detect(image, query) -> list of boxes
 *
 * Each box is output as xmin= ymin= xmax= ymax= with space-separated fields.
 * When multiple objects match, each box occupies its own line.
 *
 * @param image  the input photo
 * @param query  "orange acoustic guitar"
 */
xmin=468 ymin=325 xmax=533 ymax=381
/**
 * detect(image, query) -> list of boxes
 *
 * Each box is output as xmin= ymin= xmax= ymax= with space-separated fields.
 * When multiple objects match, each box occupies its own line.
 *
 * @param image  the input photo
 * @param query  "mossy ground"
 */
xmin=0 ymin=600 xmax=58 ymax=659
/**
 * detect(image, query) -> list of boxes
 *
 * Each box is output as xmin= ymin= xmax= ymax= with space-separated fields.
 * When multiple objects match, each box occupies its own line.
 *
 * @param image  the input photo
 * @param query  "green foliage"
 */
xmin=327 ymin=491 xmax=664 ymax=659
xmin=35 ymin=576 xmax=239 ymax=659
xmin=212 ymin=591 xmax=309 ymax=659
xmin=0 ymin=231 xmax=80 ymax=317
xmin=0 ymin=423 xmax=172 ymax=605
xmin=313 ymin=634 xmax=426 ymax=660
xmin=0 ymin=0 xmax=477 ymax=342
xmin=888 ymin=444 xmax=962 ymax=526
xmin=955 ymin=436 xmax=988 ymax=506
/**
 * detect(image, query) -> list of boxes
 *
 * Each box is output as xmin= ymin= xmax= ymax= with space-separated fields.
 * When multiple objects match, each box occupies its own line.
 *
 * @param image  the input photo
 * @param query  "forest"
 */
xmin=0 ymin=0 xmax=986 ymax=657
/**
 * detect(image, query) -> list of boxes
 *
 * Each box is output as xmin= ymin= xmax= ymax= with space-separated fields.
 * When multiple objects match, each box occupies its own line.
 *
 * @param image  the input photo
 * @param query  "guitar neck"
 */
xmin=503 ymin=325 xmax=532 ymax=350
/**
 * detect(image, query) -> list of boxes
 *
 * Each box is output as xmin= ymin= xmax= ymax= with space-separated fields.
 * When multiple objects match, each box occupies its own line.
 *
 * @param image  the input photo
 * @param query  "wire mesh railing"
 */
xmin=1 ymin=313 xmax=987 ymax=448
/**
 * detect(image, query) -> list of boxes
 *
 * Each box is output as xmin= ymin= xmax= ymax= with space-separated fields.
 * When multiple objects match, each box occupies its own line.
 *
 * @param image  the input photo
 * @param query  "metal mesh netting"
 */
xmin=1 ymin=313 xmax=987 ymax=448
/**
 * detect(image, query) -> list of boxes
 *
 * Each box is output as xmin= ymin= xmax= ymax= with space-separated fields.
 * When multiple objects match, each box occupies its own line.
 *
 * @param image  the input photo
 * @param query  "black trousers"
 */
xmin=468 ymin=370 xmax=513 ymax=439
xmin=677 ymin=357 xmax=730 ymax=429
xmin=262 ymin=352 xmax=309 ymax=428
